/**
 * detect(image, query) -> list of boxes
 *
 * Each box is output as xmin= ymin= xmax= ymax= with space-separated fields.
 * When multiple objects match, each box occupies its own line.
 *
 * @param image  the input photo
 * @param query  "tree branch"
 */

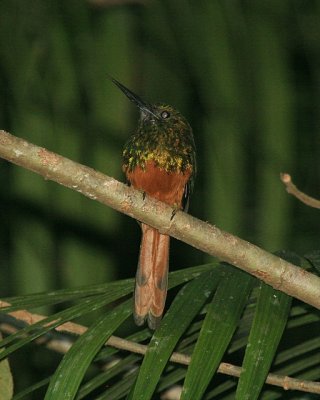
xmin=0 ymin=129 xmax=320 ymax=309
xmin=280 ymin=172 xmax=320 ymax=209
xmin=1 ymin=304 xmax=319 ymax=395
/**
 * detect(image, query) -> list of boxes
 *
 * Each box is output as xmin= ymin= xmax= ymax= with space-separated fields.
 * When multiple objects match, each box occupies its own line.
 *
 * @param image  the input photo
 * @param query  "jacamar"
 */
xmin=112 ymin=78 xmax=196 ymax=330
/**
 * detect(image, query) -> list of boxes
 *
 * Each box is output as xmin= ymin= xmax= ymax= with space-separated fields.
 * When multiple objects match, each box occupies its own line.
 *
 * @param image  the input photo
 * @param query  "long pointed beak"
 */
xmin=111 ymin=77 xmax=158 ymax=119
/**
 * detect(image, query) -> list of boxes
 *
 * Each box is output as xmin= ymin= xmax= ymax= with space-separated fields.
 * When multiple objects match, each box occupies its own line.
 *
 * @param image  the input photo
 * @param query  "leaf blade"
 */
xmin=235 ymin=282 xmax=292 ymax=400
xmin=0 ymin=290 xmax=129 ymax=359
xmin=181 ymin=265 xmax=254 ymax=400
xmin=44 ymin=298 xmax=132 ymax=400
xmin=127 ymin=268 xmax=221 ymax=400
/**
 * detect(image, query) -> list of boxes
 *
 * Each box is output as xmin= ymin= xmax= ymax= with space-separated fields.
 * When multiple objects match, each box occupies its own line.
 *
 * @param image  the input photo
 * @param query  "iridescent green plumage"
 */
xmin=112 ymin=77 xmax=196 ymax=328
xmin=122 ymin=103 xmax=196 ymax=197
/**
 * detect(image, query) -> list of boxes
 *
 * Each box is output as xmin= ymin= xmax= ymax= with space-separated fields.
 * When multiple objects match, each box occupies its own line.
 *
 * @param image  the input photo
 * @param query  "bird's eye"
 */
xmin=161 ymin=110 xmax=170 ymax=119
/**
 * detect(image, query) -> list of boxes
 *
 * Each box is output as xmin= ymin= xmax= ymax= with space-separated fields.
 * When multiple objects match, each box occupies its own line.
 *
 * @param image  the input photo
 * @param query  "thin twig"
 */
xmin=280 ymin=173 xmax=320 ymax=209
xmin=0 ymin=130 xmax=319 ymax=309
xmin=1 ymin=304 xmax=319 ymax=394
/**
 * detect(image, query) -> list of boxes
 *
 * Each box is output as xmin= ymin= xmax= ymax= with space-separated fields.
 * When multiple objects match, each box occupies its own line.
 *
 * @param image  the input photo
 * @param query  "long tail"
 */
xmin=134 ymin=223 xmax=169 ymax=330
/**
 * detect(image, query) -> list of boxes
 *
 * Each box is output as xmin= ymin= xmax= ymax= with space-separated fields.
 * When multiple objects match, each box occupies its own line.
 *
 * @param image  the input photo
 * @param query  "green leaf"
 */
xmin=94 ymin=328 xmax=151 ymax=361
xmin=287 ymin=304 xmax=318 ymax=328
xmin=0 ymin=264 xmax=215 ymax=360
xmin=157 ymin=367 xmax=186 ymax=394
xmin=127 ymin=268 xmax=221 ymax=400
xmin=97 ymin=371 xmax=138 ymax=400
xmin=274 ymin=336 xmax=320 ymax=366
xmin=205 ymin=380 xmax=237 ymax=399
xmin=1 ymin=263 xmax=215 ymax=313
xmin=235 ymin=282 xmax=292 ymax=400
xmin=13 ymin=377 xmax=50 ymax=400
xmin=168 ymin=262 xmax=219 ymax=288
xmin=45 ymin=298 xmax=132 ymax=400
xmin=0 ymin=291 xmax=127 ymax=359
xmin=76 ymin=354 xmax=140 ymax=399
xmin=0 ymin=279 xmax=134 ymax=312
xmin=181 ymin=265 xmax=254 ymax=400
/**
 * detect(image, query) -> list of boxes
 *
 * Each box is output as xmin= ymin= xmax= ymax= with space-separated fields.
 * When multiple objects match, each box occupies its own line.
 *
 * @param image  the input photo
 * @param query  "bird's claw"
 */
xmin=170 ymin=207 xmax=178 ymax=221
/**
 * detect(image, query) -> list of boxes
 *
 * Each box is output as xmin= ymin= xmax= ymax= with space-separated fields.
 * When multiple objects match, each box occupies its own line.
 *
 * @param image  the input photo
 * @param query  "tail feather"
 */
xmin=134 ymin=223 xmax=169 ymax=329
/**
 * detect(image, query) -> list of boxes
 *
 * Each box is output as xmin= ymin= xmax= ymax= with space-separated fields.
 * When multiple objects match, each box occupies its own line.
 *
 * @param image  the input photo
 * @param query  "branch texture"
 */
xmin=0 ymin=130 xmax=320 ymax=309
xmin=280 ymin=172 xmax=320 ymax=209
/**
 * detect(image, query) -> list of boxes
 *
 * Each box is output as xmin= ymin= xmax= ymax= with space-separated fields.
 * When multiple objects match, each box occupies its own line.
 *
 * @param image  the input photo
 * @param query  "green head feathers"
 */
xmin=112 ymin=78 xmax=196 ymax=190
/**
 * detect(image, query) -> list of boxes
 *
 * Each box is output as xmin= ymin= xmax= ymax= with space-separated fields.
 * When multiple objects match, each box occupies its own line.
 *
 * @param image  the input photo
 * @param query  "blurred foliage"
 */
xmin=0 ymin=0 xmax=319 ymax=398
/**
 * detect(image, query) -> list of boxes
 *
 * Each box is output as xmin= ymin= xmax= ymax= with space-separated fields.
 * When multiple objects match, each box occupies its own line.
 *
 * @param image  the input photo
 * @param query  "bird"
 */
xmin=112 ymin=78 xmax=196 ymax=329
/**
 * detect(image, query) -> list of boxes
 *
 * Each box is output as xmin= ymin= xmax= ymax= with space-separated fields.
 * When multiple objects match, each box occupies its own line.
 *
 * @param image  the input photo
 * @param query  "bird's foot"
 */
xmin=170 ymin=205 xmax=180 ymax=221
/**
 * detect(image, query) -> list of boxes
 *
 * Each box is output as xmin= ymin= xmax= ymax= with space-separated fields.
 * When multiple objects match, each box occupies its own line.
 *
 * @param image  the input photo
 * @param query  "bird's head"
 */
xmin=111 ymin=78 xmax=192 ymax=135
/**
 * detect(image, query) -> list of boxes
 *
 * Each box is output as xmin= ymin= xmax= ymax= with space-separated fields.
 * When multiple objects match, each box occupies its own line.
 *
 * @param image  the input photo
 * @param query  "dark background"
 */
xmin=0 ymin=0 xmax=319 ymax=395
